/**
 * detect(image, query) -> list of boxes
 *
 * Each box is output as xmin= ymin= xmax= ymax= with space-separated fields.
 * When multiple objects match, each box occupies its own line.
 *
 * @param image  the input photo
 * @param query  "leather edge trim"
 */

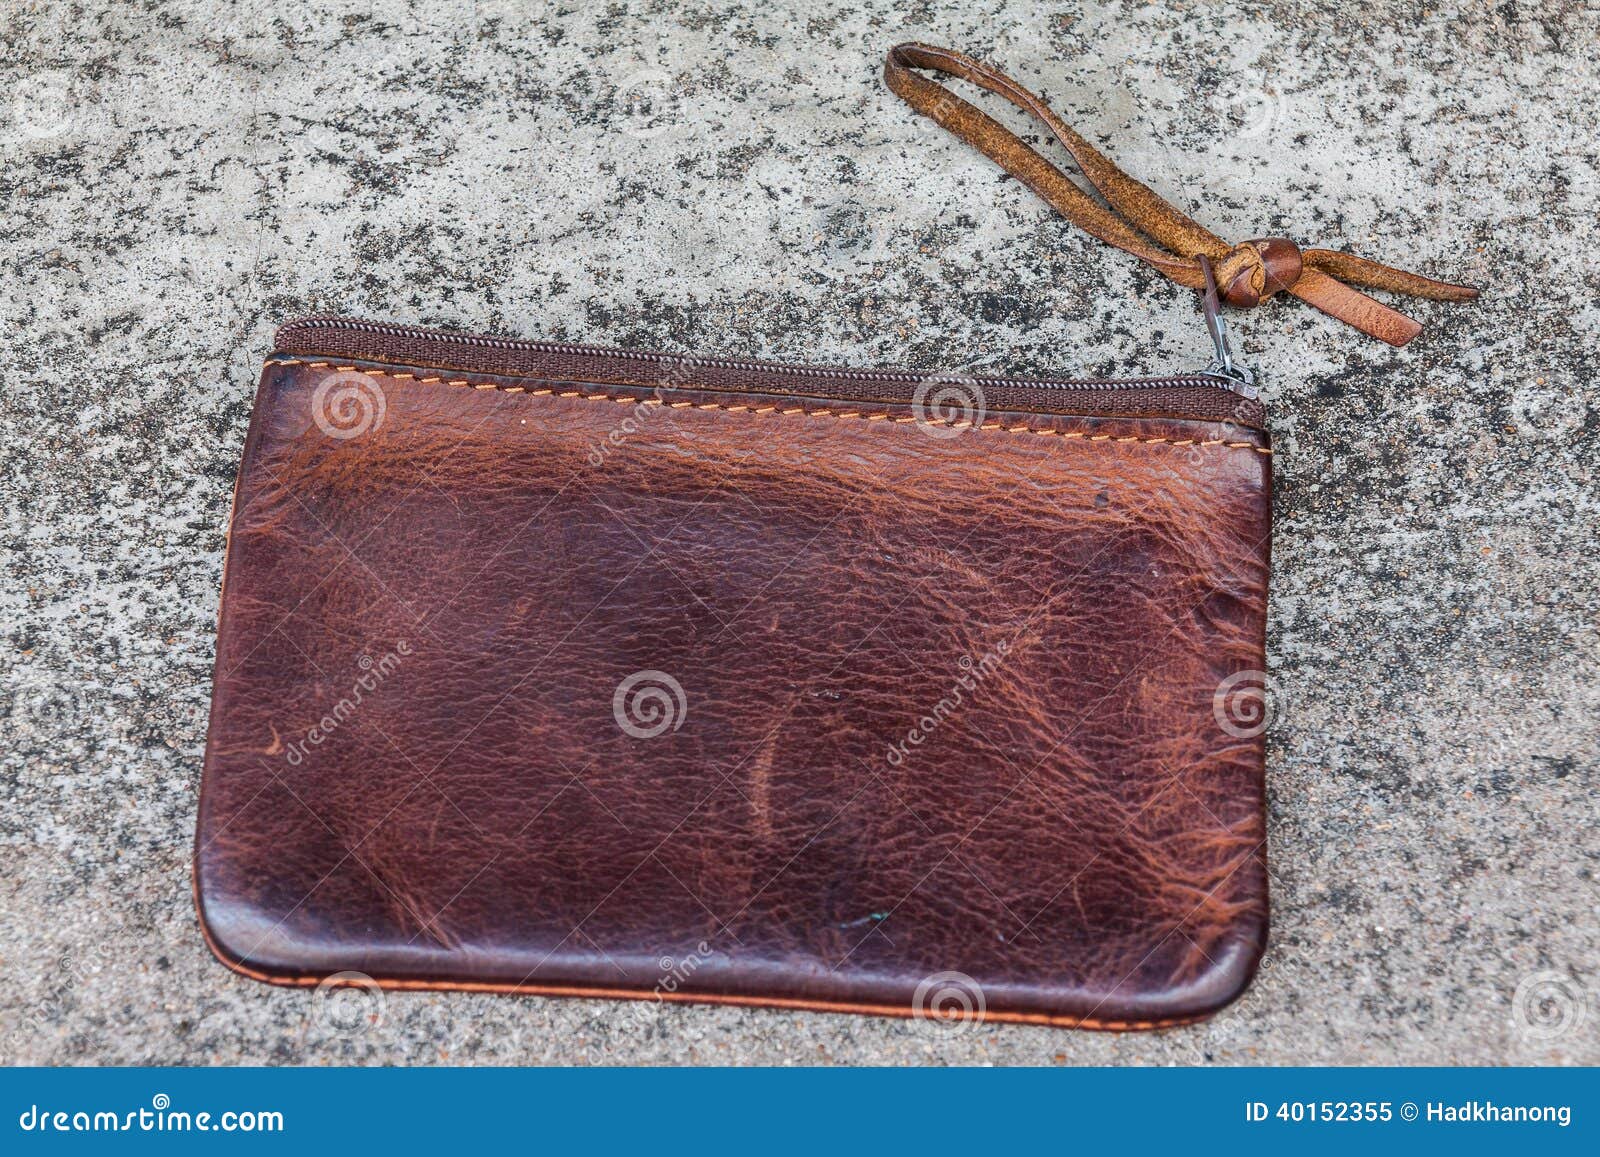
xmin=192 ymin=907 xmax=1213 ymax=1033
xmin=193 ymin=832 xmax=1234 ymax=1035
xmin=269 ymin=359 xmax=1273 ymax=456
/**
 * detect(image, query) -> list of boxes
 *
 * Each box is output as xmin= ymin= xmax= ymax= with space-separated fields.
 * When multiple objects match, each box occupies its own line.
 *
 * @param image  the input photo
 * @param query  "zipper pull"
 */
xmin=1197 ymin=254 xmax=1258 ymax=398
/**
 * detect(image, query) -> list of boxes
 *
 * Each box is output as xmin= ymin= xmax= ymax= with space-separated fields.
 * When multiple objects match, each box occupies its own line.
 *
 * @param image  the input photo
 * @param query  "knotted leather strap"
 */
xmin=884 ymin=43 xmax=1478 ymax=346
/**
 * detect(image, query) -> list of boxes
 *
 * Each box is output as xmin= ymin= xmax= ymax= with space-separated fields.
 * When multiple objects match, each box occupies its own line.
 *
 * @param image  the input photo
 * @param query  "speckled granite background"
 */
xmin=2 ymin=0 xmax=1595 ymax=1066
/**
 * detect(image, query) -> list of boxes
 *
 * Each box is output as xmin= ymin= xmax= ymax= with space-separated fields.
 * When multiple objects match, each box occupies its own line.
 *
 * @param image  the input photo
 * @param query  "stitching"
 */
xmin=272 ymin=359 xmax=1272 ymax=455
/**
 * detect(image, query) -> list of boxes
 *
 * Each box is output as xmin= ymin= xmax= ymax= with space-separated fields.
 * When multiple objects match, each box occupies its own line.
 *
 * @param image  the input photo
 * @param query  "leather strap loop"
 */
xmin=884 ymin=42 xmax=1478 ymax=347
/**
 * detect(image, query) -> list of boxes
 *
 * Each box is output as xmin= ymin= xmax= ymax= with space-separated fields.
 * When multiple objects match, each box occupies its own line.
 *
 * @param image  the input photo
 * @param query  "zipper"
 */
xmin=1196 ymin=255 xmax=1257 ymax=398
xmin=272 ymin=316 xmax=1265 ymax=428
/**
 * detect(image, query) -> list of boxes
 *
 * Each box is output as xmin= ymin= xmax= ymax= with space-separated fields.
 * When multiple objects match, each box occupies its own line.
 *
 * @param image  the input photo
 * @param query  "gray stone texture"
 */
xmin=1 ymin=0 xmax=1595 ymax=1064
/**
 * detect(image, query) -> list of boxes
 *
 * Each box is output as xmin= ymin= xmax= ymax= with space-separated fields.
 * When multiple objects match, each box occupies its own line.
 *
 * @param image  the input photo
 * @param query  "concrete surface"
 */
xmin=2 ymin=0 xmax=1596 ymax=1065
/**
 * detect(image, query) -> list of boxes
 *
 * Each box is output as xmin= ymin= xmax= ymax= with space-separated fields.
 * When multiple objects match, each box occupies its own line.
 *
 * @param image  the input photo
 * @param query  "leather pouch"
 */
xmin=198 ymin=316 xmax=1272 ymax=1029
xmin=195 ymin=45 xmax=1473 ymax=1029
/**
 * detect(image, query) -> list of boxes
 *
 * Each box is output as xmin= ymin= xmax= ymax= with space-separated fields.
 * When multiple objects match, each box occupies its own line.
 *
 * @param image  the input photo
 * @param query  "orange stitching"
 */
xmin=269 ymin=359 xmax=1272 ymax=455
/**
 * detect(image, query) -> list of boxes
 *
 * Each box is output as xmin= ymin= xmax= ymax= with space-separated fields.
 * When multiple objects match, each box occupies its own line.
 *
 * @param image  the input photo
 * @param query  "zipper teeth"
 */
xmin=277 ymin=315 xmax=1239 ymax=395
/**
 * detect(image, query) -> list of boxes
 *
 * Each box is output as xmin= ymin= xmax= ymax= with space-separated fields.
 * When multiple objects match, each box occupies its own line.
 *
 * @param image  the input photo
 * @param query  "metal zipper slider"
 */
xmin=1197 ymin=255 xmax=1258 ymax=398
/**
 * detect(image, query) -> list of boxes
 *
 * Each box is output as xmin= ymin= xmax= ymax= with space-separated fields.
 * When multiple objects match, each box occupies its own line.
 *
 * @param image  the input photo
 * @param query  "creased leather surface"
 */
xmin=195 ymin=358 xmax=1272 ymax=1028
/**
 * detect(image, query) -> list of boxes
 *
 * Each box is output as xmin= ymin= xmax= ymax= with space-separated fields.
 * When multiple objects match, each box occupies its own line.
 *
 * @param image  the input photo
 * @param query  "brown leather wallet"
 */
xmin=197 ymin=316 xmax=1273 ymax=1029
xmin=195 ymin=45 xmax=1474 ymax=1030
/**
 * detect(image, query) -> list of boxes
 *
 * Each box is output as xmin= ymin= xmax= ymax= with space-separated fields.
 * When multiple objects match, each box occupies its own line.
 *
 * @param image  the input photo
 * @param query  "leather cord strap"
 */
xmin=884 ymin=42 xmax=1478 ymax=347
